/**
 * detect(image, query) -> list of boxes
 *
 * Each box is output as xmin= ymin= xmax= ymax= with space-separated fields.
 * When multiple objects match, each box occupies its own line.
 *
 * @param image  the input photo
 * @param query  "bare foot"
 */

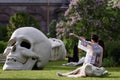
xmin=57 ymin=72 xmax=64 ymax=77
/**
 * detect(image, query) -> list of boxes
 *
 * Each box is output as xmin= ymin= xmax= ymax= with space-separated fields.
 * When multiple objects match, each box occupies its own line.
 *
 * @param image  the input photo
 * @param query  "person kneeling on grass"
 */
xmin=57 ymin=33 xmax=108 ymax=78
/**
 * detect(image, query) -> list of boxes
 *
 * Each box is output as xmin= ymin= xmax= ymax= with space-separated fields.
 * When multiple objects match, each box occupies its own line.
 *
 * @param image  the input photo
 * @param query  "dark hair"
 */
xmin=98 ymin=40 xmax=107 ymax=58
xmin=98 ymin=40 xmax=104 ymax=49
xmin=91 ymin=34 xmax=99 ymax=42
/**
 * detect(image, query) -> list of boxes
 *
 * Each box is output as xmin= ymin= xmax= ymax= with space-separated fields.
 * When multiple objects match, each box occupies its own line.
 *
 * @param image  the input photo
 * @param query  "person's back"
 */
xmin=93 ymin=43 xmax=103 ymax=67
xmin=83 ymin=34 xmax=103 ymax=67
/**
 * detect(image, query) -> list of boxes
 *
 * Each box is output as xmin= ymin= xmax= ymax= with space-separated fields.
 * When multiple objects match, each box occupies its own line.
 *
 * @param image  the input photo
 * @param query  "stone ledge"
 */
xmin=0 ymin=0 xmax=62 ymax=3
xmin=0 ymin=0 xmax=63 ymax=6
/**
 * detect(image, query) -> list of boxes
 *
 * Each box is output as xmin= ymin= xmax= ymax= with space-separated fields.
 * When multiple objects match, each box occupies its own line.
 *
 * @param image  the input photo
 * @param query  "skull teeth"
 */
xmin=6 ymin=57 xmax=26 ymax=64
xmin=7 ymin=58 xmax=17 ymax=62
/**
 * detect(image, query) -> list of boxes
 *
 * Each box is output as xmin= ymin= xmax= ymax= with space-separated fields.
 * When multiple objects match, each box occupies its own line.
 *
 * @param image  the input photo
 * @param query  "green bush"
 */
xmin=48 ymin=20 xmax=57 ymax=38
xmin=7 ymin=12 xmax=41 ymax=39
xmin=102 ymin=57 xmax=116 ymax=67
xmin=62 ymin=37 xmax=77 ymax=54
xmin=0 ymin=23 xmax=8 ymax=41
xmin=104 ymin=41 xmax=120 ymax=66
xmin=0 ymin=41 xmax=7 ymax=53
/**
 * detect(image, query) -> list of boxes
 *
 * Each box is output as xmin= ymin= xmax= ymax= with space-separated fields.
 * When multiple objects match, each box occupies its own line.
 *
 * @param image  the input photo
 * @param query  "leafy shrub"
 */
xmin=63 ymin=37 xmax=77 ymax=54
xmin=48 ymin=20 xmax=57 ymax=38
xmin=104 ymin=41 xmax=120 ymax=66
xmin=7 ymin=12 xmax=41 ymax=39
xmin=0 ymin=23 xmax=8 ymax=41
xmin=102 ymin=57 xmax=116 ymax=67
xmin=0 ymin=41 xmax=7 ymax=53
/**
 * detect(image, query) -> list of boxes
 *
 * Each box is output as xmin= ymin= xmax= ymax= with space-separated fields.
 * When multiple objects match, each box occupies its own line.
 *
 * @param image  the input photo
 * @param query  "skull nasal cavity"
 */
xmin=20 ymin=41 xmax=31 ymax=49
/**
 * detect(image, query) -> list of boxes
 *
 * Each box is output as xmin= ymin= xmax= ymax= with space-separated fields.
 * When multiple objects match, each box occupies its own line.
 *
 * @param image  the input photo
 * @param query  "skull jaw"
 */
xmin=3 ymin=58 xmax=37 ymax=70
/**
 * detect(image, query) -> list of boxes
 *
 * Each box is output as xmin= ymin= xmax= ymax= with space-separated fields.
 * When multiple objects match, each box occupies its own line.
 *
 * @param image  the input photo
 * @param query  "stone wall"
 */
xmin=0 ymin=0 xmax=67 ymax=33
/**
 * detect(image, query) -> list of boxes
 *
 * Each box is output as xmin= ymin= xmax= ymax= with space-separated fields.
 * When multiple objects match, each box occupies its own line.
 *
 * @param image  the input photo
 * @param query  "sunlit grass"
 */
xmin=0 ymin=60 xmax=120 ymax=80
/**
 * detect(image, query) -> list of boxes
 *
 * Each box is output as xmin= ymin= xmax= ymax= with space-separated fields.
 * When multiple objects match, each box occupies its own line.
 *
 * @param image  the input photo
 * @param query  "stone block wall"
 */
xmin=0 ymin=0 xmax=66 ymax=33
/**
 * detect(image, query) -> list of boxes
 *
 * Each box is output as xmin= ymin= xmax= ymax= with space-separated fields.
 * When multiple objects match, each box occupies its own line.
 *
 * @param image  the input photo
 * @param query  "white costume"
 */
xmin=57 ymin=40 xmax=108 ymax=77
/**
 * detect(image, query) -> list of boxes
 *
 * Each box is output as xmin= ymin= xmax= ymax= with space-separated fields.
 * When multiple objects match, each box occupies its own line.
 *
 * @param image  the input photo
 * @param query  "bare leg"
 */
xmin=57 ymin=63 xmax=88 ymax=78
xmin=57 ymin=67 xmax=81 ymax=77
xmin=67 ymin=73 xmax=84 ymax=78
xmin=66 ymin=64 xmax=87 ymax=77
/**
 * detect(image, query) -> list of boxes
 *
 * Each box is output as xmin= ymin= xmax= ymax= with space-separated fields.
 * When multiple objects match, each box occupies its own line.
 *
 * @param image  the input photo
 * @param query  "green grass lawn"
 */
xmin=0 ymin=60 xmax=120 ymax=80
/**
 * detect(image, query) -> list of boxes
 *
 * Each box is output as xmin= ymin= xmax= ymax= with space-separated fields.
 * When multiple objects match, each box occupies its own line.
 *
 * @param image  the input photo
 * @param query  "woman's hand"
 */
xmin=69 ymin=33 xmax=75 ymax=37
xmin=69 ymin=33 xmax=85 ymax=40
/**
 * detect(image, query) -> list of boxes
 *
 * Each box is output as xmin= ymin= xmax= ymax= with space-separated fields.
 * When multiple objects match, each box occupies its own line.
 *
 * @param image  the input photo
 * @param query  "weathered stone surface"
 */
xmin=0 ymin=0 xmax=65 ymax=33
xmin=0 ymin=0 xmax=62 ymax=3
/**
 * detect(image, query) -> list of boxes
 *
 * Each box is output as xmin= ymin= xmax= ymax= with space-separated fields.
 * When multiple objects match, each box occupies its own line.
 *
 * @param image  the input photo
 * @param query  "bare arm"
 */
xmin=69 ymin=33 xmax=85 ymax=40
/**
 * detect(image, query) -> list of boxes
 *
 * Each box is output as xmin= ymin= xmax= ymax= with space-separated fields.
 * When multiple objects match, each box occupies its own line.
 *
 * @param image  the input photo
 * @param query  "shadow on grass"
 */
xmin=0 ymin=78 xmax=57 ymax=80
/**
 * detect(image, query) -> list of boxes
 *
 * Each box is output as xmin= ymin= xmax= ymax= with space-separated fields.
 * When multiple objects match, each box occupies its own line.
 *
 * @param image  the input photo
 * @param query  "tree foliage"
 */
xmin=48 ymin=20 xmax=57 ymax=38
xmin=75 ymin=0 xmax=120 ymax=40
xmin=57 ymin=0 xmax=120 ymax=40
xmin=55 ymin=0 xmax=120 ymax=55
xmin=7 ymin=12 xmax=41 ymax=38
xmin=0 ymin=23 xmax=8 ymax=41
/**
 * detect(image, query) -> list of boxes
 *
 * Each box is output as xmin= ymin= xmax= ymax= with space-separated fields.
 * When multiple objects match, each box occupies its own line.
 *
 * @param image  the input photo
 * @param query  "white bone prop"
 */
xmin=48 ymin=38 xmax=66 ymax=61
xmin=3 ymin=27 xmax=52 ymax=70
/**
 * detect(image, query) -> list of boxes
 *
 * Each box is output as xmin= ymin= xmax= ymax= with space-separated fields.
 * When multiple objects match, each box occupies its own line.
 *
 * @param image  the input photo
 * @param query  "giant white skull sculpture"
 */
xmin=3 ymin=27 xmax=51 ymax=70
xmin=48 ymin=38 xmax=66 ymax=61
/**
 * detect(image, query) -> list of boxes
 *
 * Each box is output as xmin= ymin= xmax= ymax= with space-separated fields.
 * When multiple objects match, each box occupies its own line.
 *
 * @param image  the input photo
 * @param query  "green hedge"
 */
xmin=103 ymin=41 xmax=120 ymax=67
xmin=7 ymin=12 xmax=41 ymax=39
xmin=0 ymin=23 xmax=8 ymax=41
xmin=0 ymin=41 xmax=7 ymax=53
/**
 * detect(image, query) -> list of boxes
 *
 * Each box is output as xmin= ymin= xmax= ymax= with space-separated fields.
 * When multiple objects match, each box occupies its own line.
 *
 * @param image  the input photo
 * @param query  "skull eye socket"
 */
xmin=20 ymin=40 xmax=31 ymax=49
